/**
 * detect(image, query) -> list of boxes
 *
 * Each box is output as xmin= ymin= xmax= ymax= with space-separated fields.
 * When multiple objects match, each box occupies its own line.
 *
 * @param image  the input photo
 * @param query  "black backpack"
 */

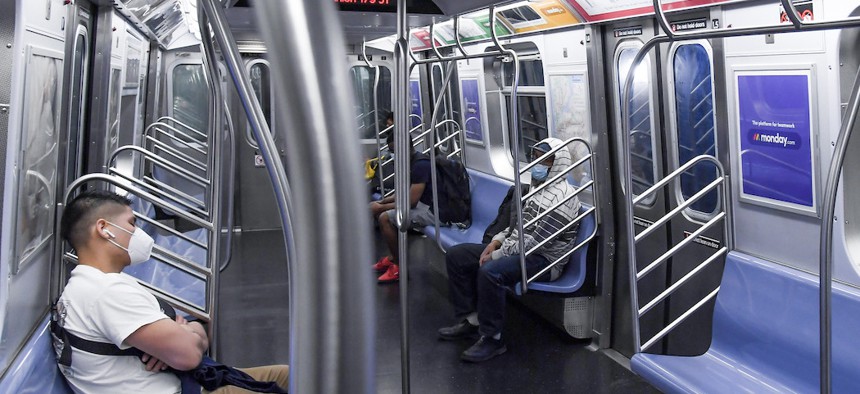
xmin=482 ymin=185 xmax=530 ymax=244
xmin=434 ymin=155 xmax=471 ymax=225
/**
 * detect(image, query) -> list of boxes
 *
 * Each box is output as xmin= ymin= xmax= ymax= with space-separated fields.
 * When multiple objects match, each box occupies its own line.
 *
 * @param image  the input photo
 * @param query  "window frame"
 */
xmin=245 ymin=58 xmax=275 ymax=149
xmin=613 ymin=40 xmax=659 ymax=207
xmin=501 ymin=53 xmax=547 ymax=165
xmin=166 ymin=60 xmax=208 ymax=150
xmin=666 ymin=40 xmax=721 ymax=222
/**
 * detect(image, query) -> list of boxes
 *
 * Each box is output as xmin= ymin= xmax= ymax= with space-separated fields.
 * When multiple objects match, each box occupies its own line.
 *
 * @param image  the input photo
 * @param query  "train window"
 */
xmin=616 ymin=46 xmax=657 ymax=204
xmin=67 ymin=28 xmax=89 ymax=183
xmin=671 ymin=43 xmax=718 ymax=216
xmin=106 ymin=68 xmax=122 ymax=158
xmin=504 ymin=58 xmax=545 ymax=87
xmin=171 ymin=63 xmax=209 ymax=142
xmin=431 ymin=64 xmax=462 ymax=153
xmin=506 ymin=95 xmax=549 ymax=161
xmin=245 ymin=60 xmax=274 ymax=148
xmin=350 ymin=65 xmax=392 ymax=139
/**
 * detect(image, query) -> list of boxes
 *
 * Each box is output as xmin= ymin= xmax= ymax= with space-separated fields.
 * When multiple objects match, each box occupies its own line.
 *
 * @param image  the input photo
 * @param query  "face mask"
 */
xmin=105 ymin=221 xmax=154 ymax=265
xmin=531 ymin=164 xmax=550 ymax=182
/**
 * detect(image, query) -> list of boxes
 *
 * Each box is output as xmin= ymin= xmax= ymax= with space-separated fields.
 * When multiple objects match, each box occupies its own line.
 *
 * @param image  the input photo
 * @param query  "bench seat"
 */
xmin=0 ymin=316 xmax=73 ymax=394
xmin=631 ymin=252 xmax=860 ymax=393
xmin=423 ymin=169 xmax=512 ymax=250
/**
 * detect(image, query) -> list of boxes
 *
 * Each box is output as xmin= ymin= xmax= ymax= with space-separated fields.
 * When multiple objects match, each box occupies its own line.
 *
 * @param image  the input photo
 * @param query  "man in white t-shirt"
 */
xmin=55 ymin=191 xmax=288 ymax=393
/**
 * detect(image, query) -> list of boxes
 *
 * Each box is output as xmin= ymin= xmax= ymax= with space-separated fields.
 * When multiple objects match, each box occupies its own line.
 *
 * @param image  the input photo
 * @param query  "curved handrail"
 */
xmin=145 ymin=124 xmax=209 ymax=155
xmin=453 ymin=15 xmax=470 ymax=58
xmin=249 ymin=0 xmax=375 ymax=392
xmin=363 ymin=40 xmax=386 ymax=196
xmin=146 ymin=122 xmax=209 ymax=149
xmin=156 ymin=116 xmax=209 ymax=141
xmin=144 ymin=135 xmax=208 ymax=173
xmin=427 ymin=60 xmax=458 ymax=252
xmin=107 ymin=145 xmax=210 ymax=187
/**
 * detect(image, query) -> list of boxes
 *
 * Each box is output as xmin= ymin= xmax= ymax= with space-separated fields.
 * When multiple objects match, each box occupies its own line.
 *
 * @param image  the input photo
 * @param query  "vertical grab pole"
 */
xmin=490 ymin=6 xmax=526 ymax=292
xmin=428 ymin=61 xmax=458 ymax=252
xmin=819 ymin=66 xmax=860 ymax=394
xmin=197 ymin=8 xmax=222 ymax=358
xmin=251 ymin=0 xmax=376 ymax=392
xmin=363 ymin=41 xmax=385 ymax=196
xmin=393 ymin=0 xmax=412 ymax=392
xmin=199 ymin=0 xmax=300 ymax=390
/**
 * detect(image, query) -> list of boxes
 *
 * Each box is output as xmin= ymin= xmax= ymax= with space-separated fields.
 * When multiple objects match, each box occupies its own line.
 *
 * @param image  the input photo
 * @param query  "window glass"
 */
xmin=171 ymin=64 xmax=209 ymax=141
xmin=432 ymin=65 xmax=460 ymax=153
xmin=673 ymin=44 xmax=718 ymax=214
xmin=507 ymin=95 xmax=548 ymax=161
xmin=350 ymin=66 xmax=392 ymax=139
xmin=504 ymin=59 xmax=545 ymax=87
xmin=250 ymin=62 xmax=272 ymax=126
xmin=67 ymin=33 xmax=87 ymax=183
xmin=617 ymin=47 xmax=656 ymax=201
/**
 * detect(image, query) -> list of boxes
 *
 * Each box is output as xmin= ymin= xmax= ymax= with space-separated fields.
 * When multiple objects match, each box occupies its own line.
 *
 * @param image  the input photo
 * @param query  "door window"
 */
xmin=672 ymin=43 xmax=719 ymax=215
xmin=617 ymin=46 xmax=657 ymax=204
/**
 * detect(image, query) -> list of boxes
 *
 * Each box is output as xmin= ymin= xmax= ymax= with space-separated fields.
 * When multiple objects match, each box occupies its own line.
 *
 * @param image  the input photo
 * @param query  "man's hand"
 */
xmin=479 ymin=241 xmax=501 ymax=266
xmin=141 ymin=353 xmax=168 ymax=372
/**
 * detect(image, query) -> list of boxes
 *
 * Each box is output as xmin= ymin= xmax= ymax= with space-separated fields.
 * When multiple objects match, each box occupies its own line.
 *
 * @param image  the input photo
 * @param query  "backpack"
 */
xmin=482 ymin=185 xmax=529 ymax=244
xmin=434 ymin=155 xmax=471 ymax=225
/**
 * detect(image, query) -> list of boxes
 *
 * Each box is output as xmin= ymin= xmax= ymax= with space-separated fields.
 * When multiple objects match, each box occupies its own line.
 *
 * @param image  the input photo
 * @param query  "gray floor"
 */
xmin=215 ymin=229 xmax=658 ymax=393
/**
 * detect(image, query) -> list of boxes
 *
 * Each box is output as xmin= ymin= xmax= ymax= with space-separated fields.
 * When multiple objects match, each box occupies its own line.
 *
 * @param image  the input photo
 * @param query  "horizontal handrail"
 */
xmin=524 ymin=180 xmax=594 ymax=229
xmin=637 ymin=211 xmax=726 ymax=280
xmin=109 ymin=145 xmax=210 ymax=187
xmin=141 ymin=175 xmax=207 ymax=209
xmin=156 ymin=116 xmax=209 ymax=141
xmin=522 ymin=154 xmax=592 ymax=202
xmin=526 ymin=207 xmax=598 ymax=284
xmin=64 ymin=173 xmax=213 ymax=230
xmin=133 ymin=212 xmax=208 ymax=250
xmin=377 ymin=124 xmax=394 ymax=138
xmin=433 ymin=119 xmax=461 ymax=131
xmin=633 ymin=155 xmax=723 ymax=206
xmin=145 ymin=136 xmax=208 ymax=173
xmin=519 ymin=137 xmax=591 ymax=175
xmin=108 ymin=169 xmax=209 ymax=219
xmin=148 ymin=122 xmax=209 ymax=148
xmin=525 ymin=206 xmax=594 ymax=257
xmin=638 ymin=247 xmax=727 ymax=317
xmin=150 ymin=245 xmax=211 ymax=278
xmin=138 ymin=280 xmax=211 ymax=321
xmin=148 ymin=128 xmax=209 ymax=156
xmin=641 ymin=286 xmax=720 ymax=351
xmin=635 ymin=177 xmax=722 ymax=242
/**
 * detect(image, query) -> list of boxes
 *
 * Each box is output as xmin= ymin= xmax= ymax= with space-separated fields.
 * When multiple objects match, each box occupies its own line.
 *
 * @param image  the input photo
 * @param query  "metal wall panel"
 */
xmin=0 ymin=0 xmax=15 ymax=255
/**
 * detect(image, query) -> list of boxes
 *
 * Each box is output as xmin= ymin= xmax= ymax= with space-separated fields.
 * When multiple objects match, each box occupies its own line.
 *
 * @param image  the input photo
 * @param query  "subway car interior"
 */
xmin=1 ymin=0 xmax=860 ymax=392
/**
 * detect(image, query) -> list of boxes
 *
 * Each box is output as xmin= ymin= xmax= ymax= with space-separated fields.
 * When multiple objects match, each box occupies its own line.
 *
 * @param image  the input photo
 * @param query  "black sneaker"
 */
xmin=437 ymin=320 xmax=479 ymax=341
xmin=460 ymin=336 xmax=507 ymax=363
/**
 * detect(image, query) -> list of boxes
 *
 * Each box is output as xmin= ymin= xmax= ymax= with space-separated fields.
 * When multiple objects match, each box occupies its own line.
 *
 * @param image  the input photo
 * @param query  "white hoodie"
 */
xmin=490 ymin=137 xmax=582 ymax=280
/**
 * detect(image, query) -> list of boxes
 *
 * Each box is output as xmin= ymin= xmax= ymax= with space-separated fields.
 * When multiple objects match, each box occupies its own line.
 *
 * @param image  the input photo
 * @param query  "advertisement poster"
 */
xmin=737 ymin=72 xmax=815 ymax=212
xmin=460 ymin=78 xmax=484 ymax=143
xmin=549 ymin=74 xmax=590 ymax=182
xmin=409 ymin=80 xmax=422 ymax=128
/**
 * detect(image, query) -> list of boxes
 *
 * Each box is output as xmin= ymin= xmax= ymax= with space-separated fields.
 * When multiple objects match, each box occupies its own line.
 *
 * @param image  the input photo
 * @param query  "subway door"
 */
xmin=603 ymin=20 xmax=670 ymax=355
xmin=346 ymin=56 xmax=393 ymax=161
xmin=658 ymin=9 xmax=730 ymax=356
xmin=236 ymin=56 xmax=285 ymax=231
xmin=60 ymin=1 xmax=94 ymax=187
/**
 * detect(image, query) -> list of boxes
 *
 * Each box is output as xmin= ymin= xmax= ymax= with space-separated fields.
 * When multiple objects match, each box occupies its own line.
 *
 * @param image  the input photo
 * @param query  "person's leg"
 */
xmin=379 ymin=210 xmax=398 ymax=262
xmin=444 ymin=243 xmax=485 ymax=318
xmin=206 ymin=365 xmax=290 ymax=394
xmin=475 ymin=253 xmax=551 ymax=338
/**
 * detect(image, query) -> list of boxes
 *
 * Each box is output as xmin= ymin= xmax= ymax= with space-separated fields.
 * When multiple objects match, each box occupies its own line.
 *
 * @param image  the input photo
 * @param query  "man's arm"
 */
xmin=125 ymin=319 xmax=208 ymax=371
xmin=409 ymin=183 xmax=425 ymax=208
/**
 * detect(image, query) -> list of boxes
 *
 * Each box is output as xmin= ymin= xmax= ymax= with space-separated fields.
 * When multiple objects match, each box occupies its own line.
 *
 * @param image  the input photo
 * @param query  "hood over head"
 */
xmin=532 ymin=137 xmax=572 ymax=181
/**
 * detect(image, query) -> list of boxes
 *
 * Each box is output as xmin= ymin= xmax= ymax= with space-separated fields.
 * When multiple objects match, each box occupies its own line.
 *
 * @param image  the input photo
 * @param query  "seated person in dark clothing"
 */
xmin=438 ymin=137 xmax=581 ymax=362
xmin=369 ymin=131 xmax=435 ymax=283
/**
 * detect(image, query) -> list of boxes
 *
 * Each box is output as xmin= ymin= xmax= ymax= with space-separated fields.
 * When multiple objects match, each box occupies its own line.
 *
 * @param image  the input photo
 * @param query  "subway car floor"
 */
xmin=215 ymin=229 xmax=657 ymax=393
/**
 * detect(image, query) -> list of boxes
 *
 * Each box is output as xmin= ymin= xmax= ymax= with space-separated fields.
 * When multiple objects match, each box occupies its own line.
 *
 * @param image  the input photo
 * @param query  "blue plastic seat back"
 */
xmin=515 ymin=204 xmax=595 ymax=295
xmin=0 ymin=316 xmax=74 ymax=394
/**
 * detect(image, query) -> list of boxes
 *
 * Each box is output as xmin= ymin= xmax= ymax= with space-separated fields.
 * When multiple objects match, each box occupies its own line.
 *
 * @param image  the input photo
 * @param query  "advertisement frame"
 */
xmin=732 ymin=65 xmax=820 ymax=217
xmin=459 ymin=75 xmax=486 ymax=146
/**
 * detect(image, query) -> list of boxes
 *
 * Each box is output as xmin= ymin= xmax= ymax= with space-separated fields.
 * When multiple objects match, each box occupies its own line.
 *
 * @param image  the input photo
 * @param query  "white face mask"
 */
xmin=105 ymin=221 xmax=154 ymax=265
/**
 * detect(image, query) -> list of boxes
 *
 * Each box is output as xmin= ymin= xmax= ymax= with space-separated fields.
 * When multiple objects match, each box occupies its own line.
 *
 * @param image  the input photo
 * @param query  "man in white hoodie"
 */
xmin=438 ymin=137 xmax=581 ymax=362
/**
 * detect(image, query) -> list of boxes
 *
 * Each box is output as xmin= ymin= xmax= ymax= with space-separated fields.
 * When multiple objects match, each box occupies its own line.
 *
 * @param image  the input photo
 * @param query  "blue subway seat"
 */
xmin=631 ymin=252 xmax=860 ymax=393
xmin=514 ymin=204 xmax=595 ymax=295
xmin=423 ymin=169 xmax=512 ymax=250
xmin=0 ymin=316 xmax=73 ymax=394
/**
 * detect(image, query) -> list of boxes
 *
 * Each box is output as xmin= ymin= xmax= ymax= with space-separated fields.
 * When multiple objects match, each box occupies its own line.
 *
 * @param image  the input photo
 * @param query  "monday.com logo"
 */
xmin=749 ymin=130 xmax=801 ymax=149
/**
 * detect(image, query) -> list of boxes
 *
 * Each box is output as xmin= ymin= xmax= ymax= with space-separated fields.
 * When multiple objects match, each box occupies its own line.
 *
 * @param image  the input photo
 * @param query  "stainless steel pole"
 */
xmin=363 ymin=41 xmax=386 ymax=197
xmin=394 ymin=0 xmax=412 ymax=392
xmin=250 ymin=0 xmax=376 ymax=392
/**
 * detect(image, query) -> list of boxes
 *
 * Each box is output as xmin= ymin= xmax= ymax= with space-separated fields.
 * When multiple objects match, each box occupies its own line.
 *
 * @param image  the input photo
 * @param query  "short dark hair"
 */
xmin=386 ymin=112 xmax=394 ymax=123
xmin=60 ymin=191 xmax=132 ymax=250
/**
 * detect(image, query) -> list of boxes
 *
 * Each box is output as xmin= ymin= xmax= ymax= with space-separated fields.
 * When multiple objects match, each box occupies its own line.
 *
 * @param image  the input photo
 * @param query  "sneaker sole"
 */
xmin=377 ymin=277 xmax=399 ymax=284
xmin=460 ymin=345 xmax=507 ymax=363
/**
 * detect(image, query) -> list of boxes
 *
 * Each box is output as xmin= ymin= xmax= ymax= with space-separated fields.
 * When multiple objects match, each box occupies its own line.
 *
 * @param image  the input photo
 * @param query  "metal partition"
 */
xmin=512 ymin=138 xmax=599 ymax=291
xmin=617 ymin=2 xmax=860 ymax=391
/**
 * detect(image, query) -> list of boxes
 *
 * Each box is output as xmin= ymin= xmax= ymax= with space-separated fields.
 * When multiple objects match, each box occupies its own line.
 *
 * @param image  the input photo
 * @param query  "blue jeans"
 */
xmin=445 ymin=243 xmax=551 ymax=337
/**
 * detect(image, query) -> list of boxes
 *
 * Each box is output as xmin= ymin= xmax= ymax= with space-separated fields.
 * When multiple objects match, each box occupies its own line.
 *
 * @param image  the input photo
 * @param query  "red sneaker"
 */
xmin=377 ymin=264 xmax=399 ymax=283
xmin=373 ymin=256 xmax=394 ymax=272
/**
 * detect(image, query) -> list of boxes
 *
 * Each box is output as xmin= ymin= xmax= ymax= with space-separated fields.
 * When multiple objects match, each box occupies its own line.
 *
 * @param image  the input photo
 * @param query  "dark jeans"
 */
xmin=445 ymin=243 xmax=551 ymax=338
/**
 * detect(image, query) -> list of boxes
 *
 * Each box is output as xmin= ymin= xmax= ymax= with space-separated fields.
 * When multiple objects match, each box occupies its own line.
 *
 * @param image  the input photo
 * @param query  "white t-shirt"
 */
xmin=55 ymin=265 xmax=182 ymax=394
